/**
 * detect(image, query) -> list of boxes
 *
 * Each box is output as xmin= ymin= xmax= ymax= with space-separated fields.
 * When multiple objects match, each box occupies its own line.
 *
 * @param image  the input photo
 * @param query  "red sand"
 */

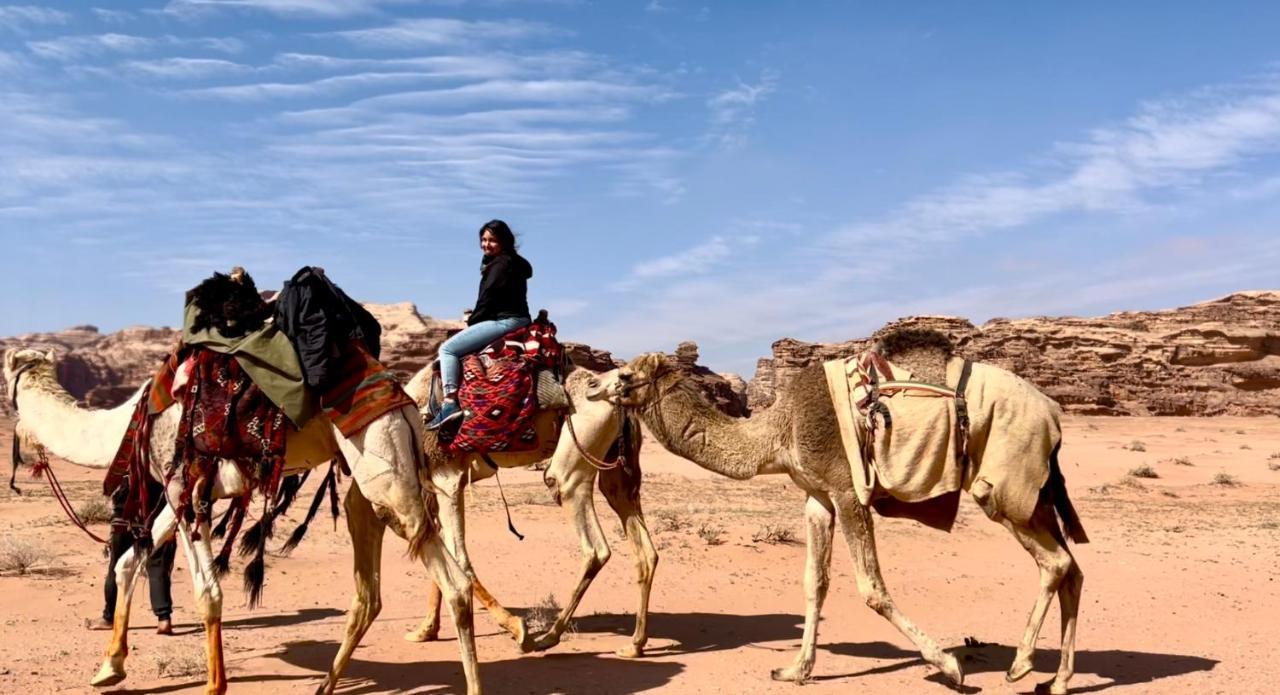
xmin=1 ymin=415 xmax=1278 ymax=694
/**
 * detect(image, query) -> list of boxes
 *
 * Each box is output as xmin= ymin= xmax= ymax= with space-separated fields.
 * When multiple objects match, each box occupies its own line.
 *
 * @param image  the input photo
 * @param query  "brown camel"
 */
xmin=586 ymin=345 xmax=1088 ymax=695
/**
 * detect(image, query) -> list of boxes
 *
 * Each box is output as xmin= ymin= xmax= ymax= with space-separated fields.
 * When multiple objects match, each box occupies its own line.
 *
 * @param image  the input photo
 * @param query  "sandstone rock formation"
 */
xmin=749 ymin=291 xmax=1280 ymax=416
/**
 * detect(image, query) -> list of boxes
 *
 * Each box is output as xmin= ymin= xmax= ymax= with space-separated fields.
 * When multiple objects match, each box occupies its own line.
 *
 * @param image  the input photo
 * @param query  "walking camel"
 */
xmin=4 ymin=347 xmax=481 ymax=695
xmin=400 ymin=364 xmax=659 ymax=659
xmin=586 ymin=339 xmax=1089 ymax=695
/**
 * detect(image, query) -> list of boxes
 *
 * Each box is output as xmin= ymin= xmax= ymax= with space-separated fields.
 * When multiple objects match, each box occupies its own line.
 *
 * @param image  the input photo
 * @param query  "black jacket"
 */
xmin=469 ymin=252 xmax=532 ymax=326
xmin=275 ymin=266 xmax=382 ymax=390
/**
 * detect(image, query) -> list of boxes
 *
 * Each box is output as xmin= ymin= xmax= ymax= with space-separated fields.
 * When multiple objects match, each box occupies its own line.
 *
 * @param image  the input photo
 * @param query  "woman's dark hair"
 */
xmin=479 ymin=219 xmax=517 ymax=253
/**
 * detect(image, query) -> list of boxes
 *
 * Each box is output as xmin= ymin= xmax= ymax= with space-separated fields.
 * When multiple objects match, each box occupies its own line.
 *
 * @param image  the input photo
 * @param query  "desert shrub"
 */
xmin=751 ymin=525 xmax=800 ymax=545
xmin=696 ymin=522 xmax=725 ymax=546
xmin=0 ymin=538 xmax=48 ymax=575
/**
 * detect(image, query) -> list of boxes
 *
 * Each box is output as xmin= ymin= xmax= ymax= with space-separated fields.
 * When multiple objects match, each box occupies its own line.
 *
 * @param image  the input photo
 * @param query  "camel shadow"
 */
xmin=817 ymin=639 xmax=1218 ymax=693
xmin=270 ymin=638 xmax=684 ymax=694
xmin=222 ymin=606 xmax=345 ymax=630
xmin=568 ymin=611 xmax=803 ymax=655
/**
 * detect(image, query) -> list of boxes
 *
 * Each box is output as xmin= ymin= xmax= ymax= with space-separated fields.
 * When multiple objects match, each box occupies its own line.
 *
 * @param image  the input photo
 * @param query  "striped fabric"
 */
xmin=319 ymin=342 xmax=415 ymax=437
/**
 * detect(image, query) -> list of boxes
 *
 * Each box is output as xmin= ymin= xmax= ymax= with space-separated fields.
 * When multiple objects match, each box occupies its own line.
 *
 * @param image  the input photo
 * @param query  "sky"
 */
xmin=3 ymin=1 xmax=1280 ymax=376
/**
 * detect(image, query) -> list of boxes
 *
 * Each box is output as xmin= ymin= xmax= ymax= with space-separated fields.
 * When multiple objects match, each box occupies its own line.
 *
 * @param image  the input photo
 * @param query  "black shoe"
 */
xmin=427 ymin=401 xmax=463 ymax=430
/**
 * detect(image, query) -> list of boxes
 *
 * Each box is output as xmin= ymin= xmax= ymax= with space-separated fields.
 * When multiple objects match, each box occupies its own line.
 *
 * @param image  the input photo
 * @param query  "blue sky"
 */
xmin=3 ymin=1 xmax=1280 ymax=376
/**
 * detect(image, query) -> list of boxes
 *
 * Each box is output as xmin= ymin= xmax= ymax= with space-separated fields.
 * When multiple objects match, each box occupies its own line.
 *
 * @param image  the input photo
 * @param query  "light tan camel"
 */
xmin=587 ymin=351 xmax=1089 ymax=695
xmin=401 ymin=365 xmax=659 ymax=658
xmin=3 ymin=348 xmax=481 ymax=695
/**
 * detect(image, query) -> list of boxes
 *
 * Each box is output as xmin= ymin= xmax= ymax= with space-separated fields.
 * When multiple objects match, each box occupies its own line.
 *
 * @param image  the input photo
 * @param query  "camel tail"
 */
xmin=1049 ymin=443 xmax=1089 ymax=544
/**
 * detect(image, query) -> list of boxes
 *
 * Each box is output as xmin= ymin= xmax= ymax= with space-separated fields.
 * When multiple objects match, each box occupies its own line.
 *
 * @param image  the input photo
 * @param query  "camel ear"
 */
xmin=3 ymin=348 xmax=15 ymax=372
xmin=44 ymin=349 xmax=56 ymax=364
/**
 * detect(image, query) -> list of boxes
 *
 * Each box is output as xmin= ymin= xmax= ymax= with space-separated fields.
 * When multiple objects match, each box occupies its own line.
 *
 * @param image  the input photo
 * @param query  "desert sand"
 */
xmin=1 ymin=414 xmax=1278 ymax=694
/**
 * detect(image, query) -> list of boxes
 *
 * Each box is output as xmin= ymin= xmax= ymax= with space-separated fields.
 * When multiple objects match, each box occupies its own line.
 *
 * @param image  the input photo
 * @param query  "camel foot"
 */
xmin=769 ymin=662 xmax=812 ymax=684
xmin=1035 ymin=677 xmax=1069 ymax=695
xmin=314 ymin=675 xmax=337 ymax=695
xmin=403 ymin=626 xmax=440 ymax=642
xmin=615 ymin=643 xmax=645 ymax=659
xmin=90 ymin=658 xmax=127 ymax=688
xmin=531 ymin=630 xmax=562 ymax=653
xmin=939 ymin=652 xmax=965 ymax=686
xmin=1006 ymin=654 xmax=1034 ymax=683
xmin=513 ymin=618 xmax=536 ymax=653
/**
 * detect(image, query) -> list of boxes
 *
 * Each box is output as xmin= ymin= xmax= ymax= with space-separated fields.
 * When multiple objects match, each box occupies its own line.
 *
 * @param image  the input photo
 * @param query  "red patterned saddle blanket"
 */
xmin=438 ymin=316 xmax=566 ymax=454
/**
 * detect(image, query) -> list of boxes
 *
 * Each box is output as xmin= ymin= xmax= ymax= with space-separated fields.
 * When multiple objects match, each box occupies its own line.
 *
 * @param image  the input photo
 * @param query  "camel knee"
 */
xmin=864 ymin=589 xmax=894 ymax=617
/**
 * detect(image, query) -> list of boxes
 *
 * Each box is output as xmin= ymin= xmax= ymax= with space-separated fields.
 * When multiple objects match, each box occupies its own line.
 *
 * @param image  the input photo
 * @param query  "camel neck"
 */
xmin=14 ymin=374 xmax=140 ymax=468
xmin=640 ymin=382 xmax=773 ymax=481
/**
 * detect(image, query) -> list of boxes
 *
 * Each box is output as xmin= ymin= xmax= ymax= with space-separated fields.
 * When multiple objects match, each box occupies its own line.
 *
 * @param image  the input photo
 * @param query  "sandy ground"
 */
xmin=1 ymin=414 xmax=1278 ymax=694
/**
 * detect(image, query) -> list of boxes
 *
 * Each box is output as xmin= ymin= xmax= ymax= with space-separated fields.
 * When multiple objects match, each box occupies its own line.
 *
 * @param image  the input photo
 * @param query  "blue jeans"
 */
xmin=438 ymin=316 xmax=530 ymax=395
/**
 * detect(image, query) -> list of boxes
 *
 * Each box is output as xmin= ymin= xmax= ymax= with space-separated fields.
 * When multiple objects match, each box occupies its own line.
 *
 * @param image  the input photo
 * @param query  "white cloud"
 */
xmin=326 ymin=17 xmax=556 ymax=48
xmin=0 ymin=6 xmax=69 ymax=32
xmin=707 ymin=70 xmax=777 ymax=148
xmin=631 ymin=236 xmax=730 ymax=279
xmin=163 ymin=0 xmax=411 ymax=19
xmin=119 ymin=57 xmax=253 ymax=79
xmin=26 ymin=33 xmax=245 ymax=61
xmin=180 ymin=70 xmax=440 ymax=100
xmin=92 ymin=8 xmax=136 ymax=24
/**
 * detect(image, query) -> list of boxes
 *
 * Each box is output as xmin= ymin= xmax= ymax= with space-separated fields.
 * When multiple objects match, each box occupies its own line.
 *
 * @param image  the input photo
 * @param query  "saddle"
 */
xmin=824 ymin=350 xmax=974 ymax=530
xmin=428 ymin=311 xmax=570 ymax=454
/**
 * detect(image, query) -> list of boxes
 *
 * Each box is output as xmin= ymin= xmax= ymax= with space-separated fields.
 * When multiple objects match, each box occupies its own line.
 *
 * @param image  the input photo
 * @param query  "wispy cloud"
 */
xmin=164 ymin=0 xmax=411 ymax=19
xmin=119 ymin=56 xmax=253 ymax=79
xmin=27 ymin=33 xmax=246 ymax=61
xmin=326 ymin=17 xmax=557 ymax=48
xmin=0 ymin=5 xmax=70 ymax=32
xmin=706 ymin=69 xmax=777 ymax=148
xmin=92 ymin=8 xmax=136 ymax=24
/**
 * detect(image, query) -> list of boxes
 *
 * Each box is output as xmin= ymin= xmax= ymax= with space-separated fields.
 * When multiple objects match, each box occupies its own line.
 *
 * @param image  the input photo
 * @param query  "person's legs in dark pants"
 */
xmin=91 ymin=530 xmax=132 ymax=630
xmin=148 ymin=538 xmax=177 ymax=634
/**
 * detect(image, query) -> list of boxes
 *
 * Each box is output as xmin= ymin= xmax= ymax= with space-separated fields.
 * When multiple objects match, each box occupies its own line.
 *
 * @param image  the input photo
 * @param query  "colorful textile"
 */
xmin=173 ymin=349 xmax=289 ymax=525
xmin=443 ymin=353 xmax=540 ymax=454
xmin=182 ymin=301 xmax=316 ymax=426
xmin=319 ymin=341 xmax=415 ymax=438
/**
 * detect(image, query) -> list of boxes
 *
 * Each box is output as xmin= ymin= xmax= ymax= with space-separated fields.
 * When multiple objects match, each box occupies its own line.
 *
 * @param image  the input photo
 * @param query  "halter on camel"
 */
xmin=7 ymin=360 xmax=110 ymax=544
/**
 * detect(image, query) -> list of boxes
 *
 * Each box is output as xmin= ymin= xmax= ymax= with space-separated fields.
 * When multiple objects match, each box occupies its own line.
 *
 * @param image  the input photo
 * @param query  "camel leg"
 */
xmin=317 ymin=484 xmax=387 ymax=695
xmin=833 ymin=494 xmax=964 ymax=686
xmin=420 ymin=532 xmax=481 ymax=695
xmin=91 ymin=504 xmax=179 ymax=688
xmin=771 ymin=494 xmax=835 ymax=683
xmin=434 ymin=465 xmax=531 ymax=651
xmin=597 ymin=461 xmax=659 ymax=659
xmin=531 ymin=464 xmax=612 ymax=653
xmin=1001 ymin=500 xmax=1080 ymax=695
xmin=169 ymin=516 xmax=226 ymax=695
xmin=403 ymin=582 xmax=444 ymax=643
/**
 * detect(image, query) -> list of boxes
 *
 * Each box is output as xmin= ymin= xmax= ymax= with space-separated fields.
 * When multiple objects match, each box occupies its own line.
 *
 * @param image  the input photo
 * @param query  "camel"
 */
xmin=400 ymin=364 xmax=659 ymax=658
xmin=587 ymin=348 xmax=1089 ymax=695
xmin=3 ymin=347 xmax=481 ymax=695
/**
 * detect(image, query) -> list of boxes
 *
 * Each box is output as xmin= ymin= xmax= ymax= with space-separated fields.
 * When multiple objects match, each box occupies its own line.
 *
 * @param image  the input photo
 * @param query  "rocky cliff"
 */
xmin=749 ymin=291 xmax=1280 ymax=416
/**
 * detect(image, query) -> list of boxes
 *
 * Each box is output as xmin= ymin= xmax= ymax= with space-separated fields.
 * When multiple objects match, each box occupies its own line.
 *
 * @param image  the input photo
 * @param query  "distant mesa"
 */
xmin=3 ymin=291 xmax=1278 ymax=417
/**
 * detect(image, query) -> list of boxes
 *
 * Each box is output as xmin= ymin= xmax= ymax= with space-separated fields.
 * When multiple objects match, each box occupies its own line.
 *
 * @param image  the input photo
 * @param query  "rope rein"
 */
xmin=8 ymin=362 xmax=110 ymax=544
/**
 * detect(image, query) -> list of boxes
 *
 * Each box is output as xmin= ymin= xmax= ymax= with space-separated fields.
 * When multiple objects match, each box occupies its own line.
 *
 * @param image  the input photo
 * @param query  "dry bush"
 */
xmin=0 ymin=538 xmax=49 ymax=575
xmin=1211 ymin=473 xmax=1240 ymax=487
xmin=516 ymin=490 xmax=557 ymax=506
xmin=155 ymin=646 xmax=204 ymax=678
xmin=1125 ymin=440 xmax=1147 ymax=452
xmin=1269 ymin=462 xmax=1280 ymax=472
xmin=1240 ymin=444 xmax=1252 ymax=450
xmin=525 ymin=592 xmax=570 ymax=636
xmin=76 ymin=498 xmax=113 ymax=524
xmin=656 ymin=510 xmax=690 ymax=533
xmin=1235 ymin=429 xmax=1247 ymax=435
xmin=752 ymin=524 xmax=800 ymax=545
xmin=1268 ymin=452 xmax=1280 ymax=460
xmin=1128 ymin=465 xmax=1159 ymax=479
xmin=696 ymin=522 xmax=725 ymax=546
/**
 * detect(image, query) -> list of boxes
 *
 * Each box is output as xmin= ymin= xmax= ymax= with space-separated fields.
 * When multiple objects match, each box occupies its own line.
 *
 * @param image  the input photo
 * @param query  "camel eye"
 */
xmin=619 ymin=372 xmax=633 ymax=383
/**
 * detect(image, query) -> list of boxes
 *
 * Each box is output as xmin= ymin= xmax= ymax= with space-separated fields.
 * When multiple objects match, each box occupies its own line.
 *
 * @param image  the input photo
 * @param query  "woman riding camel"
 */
xmin=427 ymin=219 xmax=533 ymax=430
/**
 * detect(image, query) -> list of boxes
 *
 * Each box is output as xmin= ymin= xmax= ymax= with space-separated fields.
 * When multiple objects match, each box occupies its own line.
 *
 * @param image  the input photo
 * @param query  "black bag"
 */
xmin=276 ymin=266 xmax=383 ymax=390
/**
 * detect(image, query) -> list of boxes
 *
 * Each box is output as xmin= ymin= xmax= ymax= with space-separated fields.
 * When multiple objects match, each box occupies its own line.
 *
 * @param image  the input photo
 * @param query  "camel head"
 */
xmin=586 ymin=352 xmax=677 ymax=408
xmin=3 ymin=347 xmax=57 ymax=403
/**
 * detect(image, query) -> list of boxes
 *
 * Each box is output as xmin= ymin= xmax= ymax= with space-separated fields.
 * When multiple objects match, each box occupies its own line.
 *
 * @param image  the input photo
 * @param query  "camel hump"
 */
xmin=870 ymin=327 xmax=954 ymax=386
